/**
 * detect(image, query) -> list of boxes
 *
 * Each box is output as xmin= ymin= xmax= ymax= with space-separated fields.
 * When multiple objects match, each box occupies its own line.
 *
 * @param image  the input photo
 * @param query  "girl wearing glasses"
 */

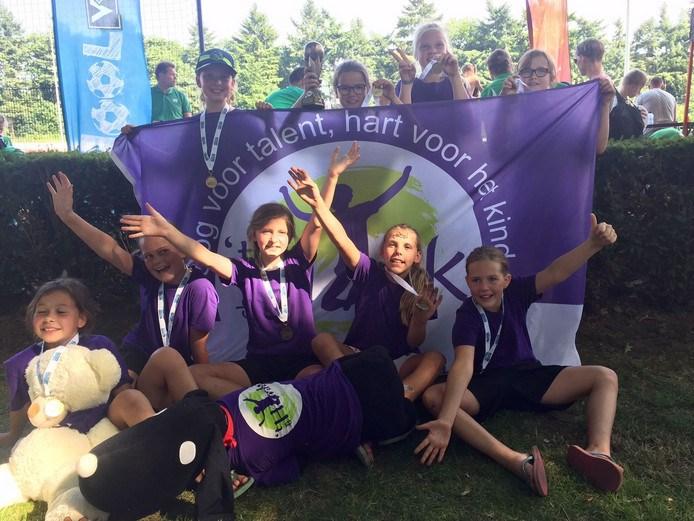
xmin=303 ymin=60 xmax=402 ymax=109
xmin=502 ymin=49 xmax=614 ymax=154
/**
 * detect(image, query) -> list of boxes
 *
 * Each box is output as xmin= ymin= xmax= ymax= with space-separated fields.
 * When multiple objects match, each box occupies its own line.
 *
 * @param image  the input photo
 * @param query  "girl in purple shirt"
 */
xmin=120 ymin=146 xmax=359 ymax=397
xmin=416 ymin=214 xmax=623 ymax=496
xmin=286 ymin=167 xmax=445 ymax=404
xmin=49 ymin=172 xmax=218 ymax=373
xmin=1 ymin=278 xmax=130 ymax=447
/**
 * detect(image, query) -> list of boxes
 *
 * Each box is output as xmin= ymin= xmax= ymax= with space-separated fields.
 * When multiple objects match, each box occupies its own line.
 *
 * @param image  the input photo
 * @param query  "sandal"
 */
xmin=355 ymin=442 xmax=374 ymax=467
xmin=231 ymin=470 xmax=255 ymax=499
xmin=566 ymin=445 xmax=623 ymax=492
xmin=520 ymin=445 xmax=549 ymax=497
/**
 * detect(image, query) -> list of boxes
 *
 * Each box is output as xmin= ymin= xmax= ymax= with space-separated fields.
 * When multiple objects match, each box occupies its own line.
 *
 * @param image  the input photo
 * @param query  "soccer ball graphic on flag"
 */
xmin=91 ymin=100 xmax=129 ymax=135
xmin=86 ymin=61 xmax=124 ymax=99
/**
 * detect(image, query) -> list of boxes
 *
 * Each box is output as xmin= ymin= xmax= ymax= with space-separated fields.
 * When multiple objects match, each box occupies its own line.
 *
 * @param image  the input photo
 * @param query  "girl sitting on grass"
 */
xmin=415 ymin=214 xmax=622 ymax=496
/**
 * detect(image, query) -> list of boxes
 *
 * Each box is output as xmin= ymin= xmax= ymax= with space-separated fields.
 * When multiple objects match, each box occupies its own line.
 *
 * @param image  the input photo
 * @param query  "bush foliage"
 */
xmin=0 ymin=138 xmax=693 ymax=310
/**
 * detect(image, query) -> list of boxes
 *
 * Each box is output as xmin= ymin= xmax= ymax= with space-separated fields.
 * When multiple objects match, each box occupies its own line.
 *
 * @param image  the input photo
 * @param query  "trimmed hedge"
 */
xmin=1 ymin=138 xmax=693 ymax=310
xmin=0 ymin=152 xmax=139 ymax=308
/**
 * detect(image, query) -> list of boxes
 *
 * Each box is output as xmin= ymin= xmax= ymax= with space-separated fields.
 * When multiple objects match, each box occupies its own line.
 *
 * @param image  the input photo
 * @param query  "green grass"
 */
xmin=1 ymin=305 xmax=692 ymax=521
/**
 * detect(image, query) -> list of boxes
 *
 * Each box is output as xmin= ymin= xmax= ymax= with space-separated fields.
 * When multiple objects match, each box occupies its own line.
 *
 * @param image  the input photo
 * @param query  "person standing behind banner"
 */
xmin=392 ymin=22 xmax=470 ymax=104
xmin=119 ymin=147 xmax=359 ymax=397
xmin=500 ymin=49 xmax=614 ymax=154
xmin=151 ymin=61 xmax=192 ymax=122
xmin=330 ymin=60 xmax=403 ymax=108
xmin=415 ymin=216 xmax=622 ymax=496
xmin=47 ymin=172 xmax=218 ymax=375
xmin=264 ymin=67 xmax=305 ymax=108
xmin=480 ymin=49 xmax=514 ymax=98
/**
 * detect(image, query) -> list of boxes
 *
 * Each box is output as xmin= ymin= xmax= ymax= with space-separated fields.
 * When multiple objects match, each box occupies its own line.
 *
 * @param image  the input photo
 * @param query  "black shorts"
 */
xmin=338 ymin=346 xmax=416 ymax=443
xmin=467 ymin=363 xmax=571 ymax=421
xmin=119 ymin=340 xmax=151 ymax=374
xmin=235 ymin=353 xmax=321 ymax=384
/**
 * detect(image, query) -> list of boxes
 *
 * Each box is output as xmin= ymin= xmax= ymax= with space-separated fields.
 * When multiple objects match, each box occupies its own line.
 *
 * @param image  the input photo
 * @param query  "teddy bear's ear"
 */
xmin=86 ymin=349 xmax=121 ymax=393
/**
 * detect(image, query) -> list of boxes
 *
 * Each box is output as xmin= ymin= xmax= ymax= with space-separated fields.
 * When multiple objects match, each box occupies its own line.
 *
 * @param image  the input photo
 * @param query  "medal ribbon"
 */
xmin=385 ymin=270 xmax=419 ymax=295
xmin=473 ymin=298 xmax=504 ymax=371
xmin=199 ymin=104 xmax=230 ymax=177
xmin=158 ymin=268 xmax=192 ymax=347
xmin=37 ymin=332 xmax=79 ymax=397
xmin=259 ymin=260 xmax=288 ymax=323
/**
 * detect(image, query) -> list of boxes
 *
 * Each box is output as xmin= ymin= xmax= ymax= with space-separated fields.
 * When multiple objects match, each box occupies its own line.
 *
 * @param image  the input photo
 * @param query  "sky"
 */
xmin=3 ymin=0 xmax=693 ymax=43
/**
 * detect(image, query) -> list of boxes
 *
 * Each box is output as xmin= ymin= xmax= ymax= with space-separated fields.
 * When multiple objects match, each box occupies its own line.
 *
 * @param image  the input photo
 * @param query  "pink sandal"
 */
xmin=520 ymin=445 xmax=548 ymax=497
xmin=567 ymin=445 xmax=624 ymax=492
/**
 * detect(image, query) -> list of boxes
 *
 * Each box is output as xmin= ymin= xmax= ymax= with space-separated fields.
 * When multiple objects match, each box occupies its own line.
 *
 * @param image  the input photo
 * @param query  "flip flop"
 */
xmin=566 ymin=445 xmax=624 ymax=492
xmin=520 ymin=445 xmax=549 ymax=497
xmin=355 ymin=442 xmax=374 ymax=467
xmin=231 ymin=470 xmax=255 ymax=499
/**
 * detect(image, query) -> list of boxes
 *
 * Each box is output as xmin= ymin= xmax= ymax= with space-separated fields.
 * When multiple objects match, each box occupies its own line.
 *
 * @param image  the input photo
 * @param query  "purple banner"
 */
xmin=112 ymin=81 xmax=600 ymax=365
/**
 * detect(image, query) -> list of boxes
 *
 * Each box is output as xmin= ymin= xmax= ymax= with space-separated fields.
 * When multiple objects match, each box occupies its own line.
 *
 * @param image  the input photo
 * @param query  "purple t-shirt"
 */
xmin=123 ymin=255 xmax=219 ymax=364
xmin=396 ymin=78 xmax=454 ymax=103
xmin=452 ymin=275 xmax=540 ymax=373
xmin=343 ymin=254 xmax=415 ymax=359
xmin=218 ymin=361 xmax=362 ymax=486
xmin=3 ymin=334 xmax=130 ymax=433
xmin=223 ymin=242 xmax=315 ymax=357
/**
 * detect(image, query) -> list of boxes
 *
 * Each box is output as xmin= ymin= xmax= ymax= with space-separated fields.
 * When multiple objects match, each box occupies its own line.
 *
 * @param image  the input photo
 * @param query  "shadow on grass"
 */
xmin=0 ymin=307 xmax=692 ymax=520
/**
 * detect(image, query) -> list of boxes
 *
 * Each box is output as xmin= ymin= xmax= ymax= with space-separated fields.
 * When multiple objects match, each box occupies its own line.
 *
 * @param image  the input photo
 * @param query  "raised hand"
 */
xmin=328 ymin=141 xmax=360 ymax=177
xmin=287 ymin=167 xmax=322 ymax=209
xmin=47 ymin=171 xmax=75 ymax=220
xmin=589 ymin=213 xmax=617 ymax=248
xmin=440 ymin=52 xmax=460 ymax=78
xmin=390 ymin=48 xmax=416 ymax=84
xmin=372 ymin=79 xmax=400 ymax=103
xmin=303 ymin=72 xmax=321 ymax=91
xmin=413 ymin=283 xmax=443 ymax=321
xmin=120 ymin=203 xmax=173 ymax=239
xmin=414 ymin=418 xmax=452 ymax=465
xmin=597 ymin=76 xmax=616 ymax=107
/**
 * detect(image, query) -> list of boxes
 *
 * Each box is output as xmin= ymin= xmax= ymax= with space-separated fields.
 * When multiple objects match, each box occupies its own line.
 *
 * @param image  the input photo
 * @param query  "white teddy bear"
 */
xmin=0 ymin=345 xmax=122 ymax=521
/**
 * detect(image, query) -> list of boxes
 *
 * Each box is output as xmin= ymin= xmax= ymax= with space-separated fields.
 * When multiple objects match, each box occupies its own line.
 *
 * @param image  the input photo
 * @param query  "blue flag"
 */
xmin=53 ymin=0 xmax=150 ymax=151
xmin=112 ymin=82 xmax=600 ymax=366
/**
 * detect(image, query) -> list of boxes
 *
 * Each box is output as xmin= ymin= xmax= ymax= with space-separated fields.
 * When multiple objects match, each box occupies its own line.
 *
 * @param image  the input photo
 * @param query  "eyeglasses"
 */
xmin=337 ymin=84 xmax=367 ymax=95
xmin=519 ymin=67 xmax=550 ymax=79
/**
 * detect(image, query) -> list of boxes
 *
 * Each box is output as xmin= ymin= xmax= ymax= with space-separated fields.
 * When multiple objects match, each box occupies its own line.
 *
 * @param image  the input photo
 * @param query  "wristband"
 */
xmin=401 ymin=78 xmax=415 ymax=85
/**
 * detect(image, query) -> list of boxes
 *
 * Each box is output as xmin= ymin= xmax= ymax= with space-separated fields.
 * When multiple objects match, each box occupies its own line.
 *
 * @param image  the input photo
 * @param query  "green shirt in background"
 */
xmin=151 ymin=86 xmax=192 ymax=122
xmin=265 ymin=85 xmax=304 ymax=109
xmin=0 ymin=134 xmax=22 ymax=154
xmin=481 ymin=72 xmax=512 ymax=98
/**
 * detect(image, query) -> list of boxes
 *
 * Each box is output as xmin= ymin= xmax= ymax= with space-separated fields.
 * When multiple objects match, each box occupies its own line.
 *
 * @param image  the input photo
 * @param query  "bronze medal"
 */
xmin=280 ymin=324 xmax=294 ymax=341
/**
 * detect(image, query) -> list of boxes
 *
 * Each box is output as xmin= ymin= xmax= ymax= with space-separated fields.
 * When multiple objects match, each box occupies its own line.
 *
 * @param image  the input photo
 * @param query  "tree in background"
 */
xmin=224 ymin=6 xmax=281 ymax=108
xmin=630 ymin=5 xmax=690 ymax=101
xmin=0 ymin=5 xmax=60 ymax=138
xmin=2 ymin=0 xmax=692 ymax=138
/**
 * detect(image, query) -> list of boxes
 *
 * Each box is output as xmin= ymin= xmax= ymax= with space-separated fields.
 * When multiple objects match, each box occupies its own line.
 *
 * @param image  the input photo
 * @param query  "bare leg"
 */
xmin=107 ymin=389 xmax=155 ymax=429
xmin=136 ymin=347 xmax=198 ymax=410
xmin=399 ymin=351 xmax=445 ymax=401
xmin=541 ymin=366 xmax=618 ymax=455
xmin=311 ymin=332 xmax=354 ymax=366
xmin=190 ymin=362 xmax=251 ymax=400
xmin=422 ymin=383 xmax=530 ymax=478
